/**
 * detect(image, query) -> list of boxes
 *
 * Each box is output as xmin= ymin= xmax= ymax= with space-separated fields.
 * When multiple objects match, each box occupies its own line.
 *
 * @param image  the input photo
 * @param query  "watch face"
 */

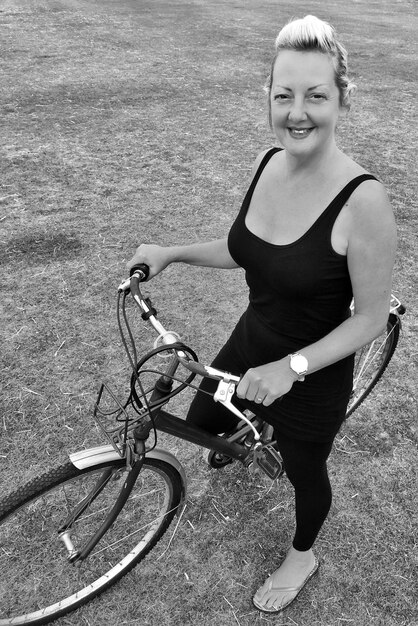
xmin=291 ymin=354 xmax=308 ymax=375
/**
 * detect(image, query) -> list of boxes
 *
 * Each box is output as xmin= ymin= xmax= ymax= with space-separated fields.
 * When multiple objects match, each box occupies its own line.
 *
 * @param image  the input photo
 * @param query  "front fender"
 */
xmin=70 ymin=444 xmax=187 ymax=507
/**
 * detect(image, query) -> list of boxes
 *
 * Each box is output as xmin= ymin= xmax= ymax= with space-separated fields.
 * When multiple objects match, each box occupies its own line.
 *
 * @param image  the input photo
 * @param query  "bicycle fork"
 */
xmin=59 ymin=439 xmax=148 ymax=564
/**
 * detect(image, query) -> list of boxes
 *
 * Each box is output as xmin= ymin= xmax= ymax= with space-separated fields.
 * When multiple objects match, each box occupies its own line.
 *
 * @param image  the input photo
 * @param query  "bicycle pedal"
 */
xmin=253 ymin=444 xmax=284 ymax=480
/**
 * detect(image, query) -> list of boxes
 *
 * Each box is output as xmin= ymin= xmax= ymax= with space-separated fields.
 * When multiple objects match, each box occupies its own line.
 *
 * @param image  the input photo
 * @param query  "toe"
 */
xmin=262 ymin=591 xmax=280 ymax=610
xmin=253 ymin=579 xmax=271 ymax=603
xmin=253 ymin=590 xmax=287 ymax=612
xmin=254 ymin=585 xmax=285 ymax=611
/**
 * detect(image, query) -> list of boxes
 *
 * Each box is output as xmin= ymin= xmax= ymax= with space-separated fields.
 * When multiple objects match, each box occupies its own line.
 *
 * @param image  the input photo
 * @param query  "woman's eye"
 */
xmin=310 ymin=93 xmax=326 ymax=101
xmin=274 ymin=94 xmax=290 ymax=101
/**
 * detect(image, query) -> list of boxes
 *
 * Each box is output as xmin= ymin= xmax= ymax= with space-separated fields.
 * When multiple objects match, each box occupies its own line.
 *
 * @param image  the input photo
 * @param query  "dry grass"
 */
xmin=1 ymin=0 xmax=417 ymax=624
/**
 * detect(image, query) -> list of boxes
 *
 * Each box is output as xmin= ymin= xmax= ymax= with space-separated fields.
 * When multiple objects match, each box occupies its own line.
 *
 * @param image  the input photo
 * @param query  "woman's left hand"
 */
xmin=236 ymin=359 xmax=298 ymax=406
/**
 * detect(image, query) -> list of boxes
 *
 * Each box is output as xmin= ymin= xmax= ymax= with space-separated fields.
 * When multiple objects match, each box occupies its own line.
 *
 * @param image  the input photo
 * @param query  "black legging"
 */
xmin=186 ymin=381 xmax=333 ymax=551
xmin=273 ymin=432 xmax=332 ymax=551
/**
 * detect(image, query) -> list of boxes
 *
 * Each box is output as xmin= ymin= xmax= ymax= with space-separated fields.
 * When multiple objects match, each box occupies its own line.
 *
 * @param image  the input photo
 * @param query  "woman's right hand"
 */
xmin=126 ymin=244 xmax=173 ymax=280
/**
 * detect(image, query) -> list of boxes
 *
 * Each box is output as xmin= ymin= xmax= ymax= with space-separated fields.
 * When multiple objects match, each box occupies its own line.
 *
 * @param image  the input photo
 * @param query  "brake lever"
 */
xmin=213 ymin=380 xmax=260 ymax=441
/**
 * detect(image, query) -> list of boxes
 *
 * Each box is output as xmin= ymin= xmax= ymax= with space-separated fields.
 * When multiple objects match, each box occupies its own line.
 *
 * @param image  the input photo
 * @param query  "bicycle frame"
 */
xmin=68 ymin=383 xmax=256 ymax=562
xmin=155 ymin=409 xmax=251 ymax=461
xmin=72 ymin=410 xmax=251 ymax=470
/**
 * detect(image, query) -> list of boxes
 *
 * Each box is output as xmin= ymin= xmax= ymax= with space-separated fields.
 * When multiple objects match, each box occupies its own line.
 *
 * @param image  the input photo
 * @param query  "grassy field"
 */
xmin=1 ymin=0 xmax=417 ymax=624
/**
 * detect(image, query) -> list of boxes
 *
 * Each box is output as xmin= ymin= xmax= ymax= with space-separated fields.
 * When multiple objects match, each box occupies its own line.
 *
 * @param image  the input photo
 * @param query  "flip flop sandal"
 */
xmin=252 ymin=558 xmax=320 ymax=614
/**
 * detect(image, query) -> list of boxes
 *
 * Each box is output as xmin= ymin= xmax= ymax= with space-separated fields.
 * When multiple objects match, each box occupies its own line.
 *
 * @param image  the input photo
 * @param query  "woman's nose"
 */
xmin=288 ymin=98 xmax=308 ymax=123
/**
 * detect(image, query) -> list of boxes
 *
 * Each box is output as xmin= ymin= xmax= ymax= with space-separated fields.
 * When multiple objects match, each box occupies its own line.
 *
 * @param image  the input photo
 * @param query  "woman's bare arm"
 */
xmin=127 ymin=238 xmax=239 ymax=279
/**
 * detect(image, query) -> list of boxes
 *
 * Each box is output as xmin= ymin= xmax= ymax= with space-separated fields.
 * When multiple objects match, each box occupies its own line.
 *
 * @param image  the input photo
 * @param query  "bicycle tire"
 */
xmin=0 ymin=457 xmax=183 ymax=625
xmin=345 ymin=314 xmax=400 ymax=418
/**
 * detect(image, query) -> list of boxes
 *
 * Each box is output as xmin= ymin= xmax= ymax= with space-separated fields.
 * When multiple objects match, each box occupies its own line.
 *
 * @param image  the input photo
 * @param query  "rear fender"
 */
xmin=70 ymin=444 xmax=187 ymax=507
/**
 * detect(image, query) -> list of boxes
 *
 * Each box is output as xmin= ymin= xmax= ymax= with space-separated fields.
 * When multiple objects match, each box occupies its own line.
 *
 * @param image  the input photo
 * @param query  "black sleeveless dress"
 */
xmin=187 ymin=148 xmax=377 ymax=442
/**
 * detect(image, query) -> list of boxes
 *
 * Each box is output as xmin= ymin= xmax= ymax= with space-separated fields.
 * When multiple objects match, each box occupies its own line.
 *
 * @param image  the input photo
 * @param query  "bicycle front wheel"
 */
xmin=0 ymin=457 xmax=184 ymax=625
xmin=346 ymin=314 xmax=400 ymax=418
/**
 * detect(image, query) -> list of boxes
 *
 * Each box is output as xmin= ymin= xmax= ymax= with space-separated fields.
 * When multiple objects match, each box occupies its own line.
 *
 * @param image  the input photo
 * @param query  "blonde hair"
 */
xmin=266 ymin=15 xmax=356 ymax=122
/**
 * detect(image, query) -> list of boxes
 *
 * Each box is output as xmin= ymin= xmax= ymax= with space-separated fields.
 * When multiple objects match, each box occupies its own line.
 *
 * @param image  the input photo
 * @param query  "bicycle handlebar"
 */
xmin=176 ymin=357 xmax=240 ymax=383
xmin=117 ymin=263 xmax=149 ymax=294
xmin=118 ymin=264 xmax=240 ymax=383
xmin=117 ymin=264 xmax=257 ymax=433
xmin=129 ymin=263 xmax=150 ymax=281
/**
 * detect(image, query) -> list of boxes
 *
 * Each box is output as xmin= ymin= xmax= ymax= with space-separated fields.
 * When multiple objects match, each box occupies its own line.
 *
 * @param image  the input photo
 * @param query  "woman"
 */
xmin=127 ymin=15 xmax=396 ymax=614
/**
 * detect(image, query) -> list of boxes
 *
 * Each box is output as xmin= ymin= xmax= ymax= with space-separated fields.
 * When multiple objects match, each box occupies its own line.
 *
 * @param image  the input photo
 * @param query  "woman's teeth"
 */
xmin=288 ymin=128 xmax=313 ymax=138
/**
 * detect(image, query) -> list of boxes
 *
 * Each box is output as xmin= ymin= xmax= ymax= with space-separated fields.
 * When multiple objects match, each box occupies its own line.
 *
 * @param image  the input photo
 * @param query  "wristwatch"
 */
xmin=288 ymin=353 xmax=308 ymax=381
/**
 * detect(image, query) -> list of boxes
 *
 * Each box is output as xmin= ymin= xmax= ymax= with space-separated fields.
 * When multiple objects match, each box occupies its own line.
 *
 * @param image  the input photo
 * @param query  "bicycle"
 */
xmin=0 ymin=265 xmax=405 ymax=625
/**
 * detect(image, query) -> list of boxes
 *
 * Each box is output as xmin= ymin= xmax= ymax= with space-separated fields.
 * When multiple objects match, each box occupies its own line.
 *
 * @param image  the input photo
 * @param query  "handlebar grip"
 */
xmin=129 ymin=263 xmax=150 ymax=281
xmin=177 ymin=359 xmax=209 ymax=378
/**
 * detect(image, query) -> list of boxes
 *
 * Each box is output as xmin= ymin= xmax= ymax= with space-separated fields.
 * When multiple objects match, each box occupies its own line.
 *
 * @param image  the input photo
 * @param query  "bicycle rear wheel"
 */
xmin=346 ymin=314 xmax=400 ymax=418
xmin=0 ymin=457 xmax=184 ymax=625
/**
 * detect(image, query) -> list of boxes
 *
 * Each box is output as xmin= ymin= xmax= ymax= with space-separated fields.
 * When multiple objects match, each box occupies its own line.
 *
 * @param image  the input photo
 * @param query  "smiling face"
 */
xmin=270 ymin=50 xmax=343 ymax=160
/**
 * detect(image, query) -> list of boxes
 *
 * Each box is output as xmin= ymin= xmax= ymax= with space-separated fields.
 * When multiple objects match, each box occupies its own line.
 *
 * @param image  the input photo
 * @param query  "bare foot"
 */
xmin=253 ymin=546 xmax=319 ymax=612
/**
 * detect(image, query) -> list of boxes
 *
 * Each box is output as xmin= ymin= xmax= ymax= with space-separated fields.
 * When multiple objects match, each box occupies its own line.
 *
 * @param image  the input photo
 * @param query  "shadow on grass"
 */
xmin=2 ymin=231 xmax=82 ymax=264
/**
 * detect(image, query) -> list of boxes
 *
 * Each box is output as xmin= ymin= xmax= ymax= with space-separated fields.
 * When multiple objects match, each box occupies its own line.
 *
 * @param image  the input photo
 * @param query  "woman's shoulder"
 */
xmin=343 ymin=165 xmax=395 ymax=238
xmin=332 ymin=153 xmax=395 ymax=245
xmin=337 ymin=155 xmax=389 ymax=210
xmin=250 ymin=146 xmax=282 ymax=176
xmin=346 ymin=166 xmax=390 ymax=212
